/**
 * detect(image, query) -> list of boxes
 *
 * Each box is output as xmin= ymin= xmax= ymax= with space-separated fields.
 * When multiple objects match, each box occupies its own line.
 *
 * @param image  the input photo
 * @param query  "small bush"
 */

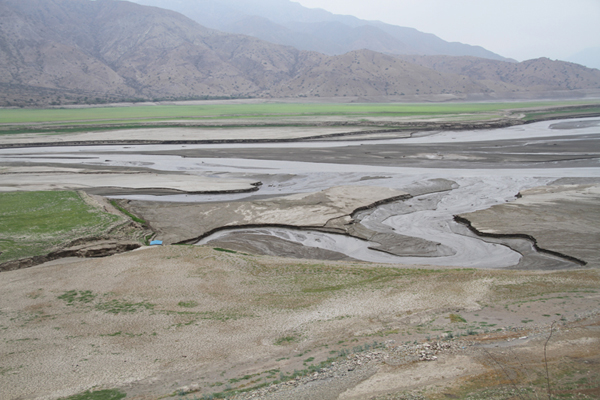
xmin=274 ymin=335 xmax=298 ymax=345
xmin=449 ymin=313 xmax=467 ymax=323
xmin=178 ymin=300 xmax=199 ymax=308
xmin=58 ymin=290 xmax=96 ymax=305
xmin=95 ymin=299 xmax=154 ymax=314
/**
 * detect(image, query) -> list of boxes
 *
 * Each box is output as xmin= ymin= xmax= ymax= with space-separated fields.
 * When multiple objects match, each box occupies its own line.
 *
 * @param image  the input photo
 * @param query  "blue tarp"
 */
xmin=150 ymin=240 xmax=163 ymax=246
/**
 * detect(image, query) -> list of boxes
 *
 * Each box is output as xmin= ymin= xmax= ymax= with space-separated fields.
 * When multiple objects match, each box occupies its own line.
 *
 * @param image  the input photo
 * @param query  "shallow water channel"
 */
xmin=2 ymin=118 xmax=599 ymax=269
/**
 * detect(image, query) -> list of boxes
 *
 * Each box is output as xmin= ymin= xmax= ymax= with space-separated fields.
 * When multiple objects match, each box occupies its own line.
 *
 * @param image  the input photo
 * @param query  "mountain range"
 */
xmin=1 ymin=0 xmax=599 ymax=107
xmin=129 ymin=0 xmax=511 ymax=61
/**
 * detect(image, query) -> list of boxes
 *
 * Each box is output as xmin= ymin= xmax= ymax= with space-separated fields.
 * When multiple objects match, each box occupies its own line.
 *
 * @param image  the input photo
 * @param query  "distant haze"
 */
xmin=294 ymin=0 xmax=600 ymax=67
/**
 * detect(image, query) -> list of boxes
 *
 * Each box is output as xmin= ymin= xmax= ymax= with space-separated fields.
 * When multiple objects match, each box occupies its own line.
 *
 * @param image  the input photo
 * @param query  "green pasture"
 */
xmin=0 ymin=191 xmax=124 ymax=263
xmin=1 ymin=100 xmax=596 ymax=124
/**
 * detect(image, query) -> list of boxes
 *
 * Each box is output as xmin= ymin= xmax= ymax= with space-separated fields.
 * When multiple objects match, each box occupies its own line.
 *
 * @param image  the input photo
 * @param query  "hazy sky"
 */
xmin=294 ymin=0 xmax=600 ymax=62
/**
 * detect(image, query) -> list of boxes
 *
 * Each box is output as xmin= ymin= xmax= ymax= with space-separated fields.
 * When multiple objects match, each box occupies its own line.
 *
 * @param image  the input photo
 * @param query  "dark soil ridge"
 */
xmin=453 ymin=215 xmax=588 ymax=267
xmin=0 ymin=237 xmax=141 ymax=273
xmin=84 ymin=182 xmax=262 ymax=196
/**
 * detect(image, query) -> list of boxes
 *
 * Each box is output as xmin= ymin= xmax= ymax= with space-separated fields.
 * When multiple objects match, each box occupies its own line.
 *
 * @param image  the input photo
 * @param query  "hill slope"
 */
xmin=399 ymin=55 xmax=600 ymax=92
xmin=1 ymin=0 xmax=599 ymax=106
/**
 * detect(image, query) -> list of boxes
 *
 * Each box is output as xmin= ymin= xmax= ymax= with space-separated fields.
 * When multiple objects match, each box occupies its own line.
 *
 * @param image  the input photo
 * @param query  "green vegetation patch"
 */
xmin=0 ymin=191 xmax=123 ymax=263
xmin=2 ymin=101 xmax=598 ymax=140
xmin=448 ymin=313 xmax=467 ymax=323
xmin=274 ymin=335 xmax=300 ymax=345
xmin=54 ymin=289 xmax=155 ymax=315
xmin=177 ymin=300 xmax=199 ymax=308
xmin=58 ymin=389 xmax=126 ymax=400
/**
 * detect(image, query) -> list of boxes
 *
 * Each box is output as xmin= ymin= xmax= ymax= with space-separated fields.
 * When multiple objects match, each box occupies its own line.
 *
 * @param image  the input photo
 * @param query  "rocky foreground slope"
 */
xmin=1 ymin=245 xmax=598 ymax=399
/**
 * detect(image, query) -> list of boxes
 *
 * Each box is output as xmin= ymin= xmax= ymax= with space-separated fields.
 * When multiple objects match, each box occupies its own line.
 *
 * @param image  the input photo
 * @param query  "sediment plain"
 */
xmin=0 ymin=105 xmax=599 ymax=399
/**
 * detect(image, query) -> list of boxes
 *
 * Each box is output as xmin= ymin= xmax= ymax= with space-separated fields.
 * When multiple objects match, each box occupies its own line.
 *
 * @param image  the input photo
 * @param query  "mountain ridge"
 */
xmin=130 ymin=0 xmax=512 ymax=61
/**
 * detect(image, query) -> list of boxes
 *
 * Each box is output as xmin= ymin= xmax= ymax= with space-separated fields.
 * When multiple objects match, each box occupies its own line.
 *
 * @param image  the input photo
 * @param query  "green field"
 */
xmin=2 ymin=100 xmax=598 ymax=125
xmin=0 ymin=191 xmax=125 ymax=263
xmin=1 ymin=100 xmax=599 ymax=138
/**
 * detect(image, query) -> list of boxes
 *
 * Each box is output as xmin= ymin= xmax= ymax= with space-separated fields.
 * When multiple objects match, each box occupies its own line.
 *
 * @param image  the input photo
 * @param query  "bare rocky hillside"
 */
xmin=1 ymin=0 xmax=600 ymax=106
xmin=400 ymin=55 xmax=600 ymax=91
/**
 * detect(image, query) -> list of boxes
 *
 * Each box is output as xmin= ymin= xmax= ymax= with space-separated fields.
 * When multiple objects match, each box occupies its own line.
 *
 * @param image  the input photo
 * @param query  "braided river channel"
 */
xmin=2 ymin=118 xmax=599 ymax=269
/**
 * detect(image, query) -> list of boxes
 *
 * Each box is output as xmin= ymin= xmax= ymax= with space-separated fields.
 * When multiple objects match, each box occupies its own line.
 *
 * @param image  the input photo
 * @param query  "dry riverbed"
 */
xmin=1 ymin=116 xmax=599 ymax=399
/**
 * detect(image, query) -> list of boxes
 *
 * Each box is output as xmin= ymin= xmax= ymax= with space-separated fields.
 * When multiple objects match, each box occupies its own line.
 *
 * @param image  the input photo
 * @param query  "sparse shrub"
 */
xmin=274 ymin=335 xmax=297 ymax=345
xmin=449 ymin=313 xmax=467 ymax=323
xmin=95 ymin=299 xmax=154 ymax=314
xmin=58 ymin=290 xmax=96 ymax=305
xmin=178 ymin=301 xmax=198 ymax=308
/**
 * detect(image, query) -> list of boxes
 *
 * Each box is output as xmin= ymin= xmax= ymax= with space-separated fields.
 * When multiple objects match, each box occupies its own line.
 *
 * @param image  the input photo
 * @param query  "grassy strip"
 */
xmin=213 ymin=248 xmax=238 ymax=254
xmin=109 ymin=200 xmax=147 ymax=225
xmin=2 ymin=100 xmax=598 ymax=124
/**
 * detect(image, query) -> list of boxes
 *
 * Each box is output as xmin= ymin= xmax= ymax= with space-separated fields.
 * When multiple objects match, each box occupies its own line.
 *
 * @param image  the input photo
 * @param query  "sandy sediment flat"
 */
xmin=0 ymin=169 xmax=258 ymax=194
xmin=127 ymin=186 xmax=409 ymax=245
xmin=0 ymin=126 xmax=388 ymax=146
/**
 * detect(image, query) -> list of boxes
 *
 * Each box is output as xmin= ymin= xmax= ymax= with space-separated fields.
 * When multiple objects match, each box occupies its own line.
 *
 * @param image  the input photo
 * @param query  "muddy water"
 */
xmin=1 ymin=118 xmax=599 ymax=268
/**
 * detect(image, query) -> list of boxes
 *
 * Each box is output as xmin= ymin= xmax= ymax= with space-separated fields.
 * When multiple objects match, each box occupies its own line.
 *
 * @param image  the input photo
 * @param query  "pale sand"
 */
xmin=0 ymin=171 xmax=257 ymax=193
xmin=0 ymin=126 xmax=383 ymax=146
xmin=128 ymin=185 xmax=408 ymax=244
